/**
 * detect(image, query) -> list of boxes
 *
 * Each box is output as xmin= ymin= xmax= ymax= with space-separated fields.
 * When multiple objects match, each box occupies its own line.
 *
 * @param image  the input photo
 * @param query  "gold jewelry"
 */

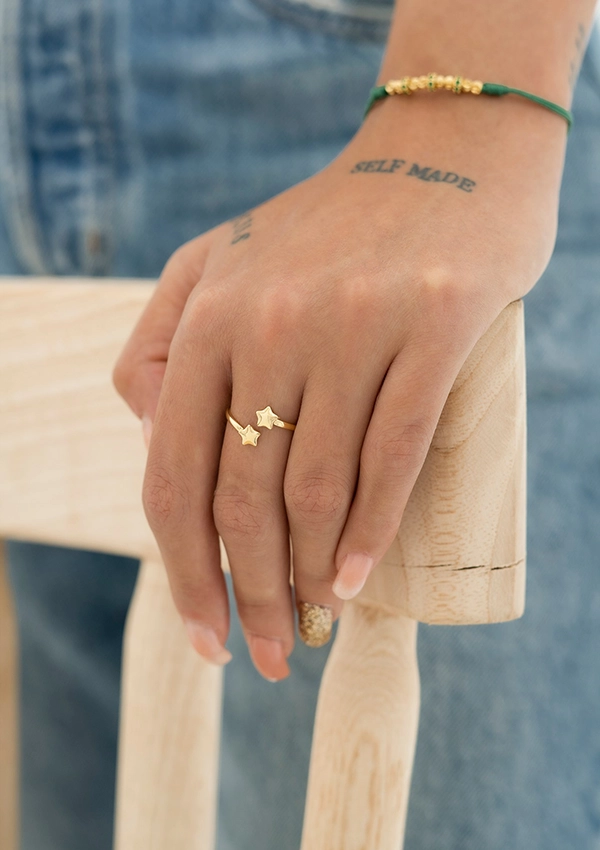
xmin=255 ymin=405 xmax=296 ymax=431
xmin=225 ymin=408 xmax=261 ymax=446
xmin=225 ymin=405 xmax=296 ymax=446
xmin=365 ymin=74 xmax=573 ymax=132
xmin=384 ymin=74 xmax=484 ymax=97
xmin=297 ymin=602 xmax=333 ymax=648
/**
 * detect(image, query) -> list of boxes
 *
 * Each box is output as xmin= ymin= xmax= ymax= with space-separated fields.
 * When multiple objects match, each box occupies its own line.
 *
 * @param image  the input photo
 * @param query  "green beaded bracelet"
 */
xmin=364 ymin=74 xmax=573 ymax=133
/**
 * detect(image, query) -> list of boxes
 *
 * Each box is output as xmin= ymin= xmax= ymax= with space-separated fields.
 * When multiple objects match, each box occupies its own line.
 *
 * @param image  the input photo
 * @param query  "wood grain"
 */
xmin=301 ymin=603 xmax=419 ymax=850
xmin=114 ymin=558 xmax=223 ymax=850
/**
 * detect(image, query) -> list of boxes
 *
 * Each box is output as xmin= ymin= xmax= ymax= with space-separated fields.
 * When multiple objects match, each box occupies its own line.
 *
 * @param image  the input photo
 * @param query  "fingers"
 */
xmin=112 ymin=230 xmax=217 ymax=445
xmin=141 ymin=287 xmax=233 ymax=666
xmin=332 ymin=339 xmax=467 ymax=600
xmin=213 ymin=351 xmax=304 ymax=682
xmin=283 ymin=362 xmax=383 ymax=646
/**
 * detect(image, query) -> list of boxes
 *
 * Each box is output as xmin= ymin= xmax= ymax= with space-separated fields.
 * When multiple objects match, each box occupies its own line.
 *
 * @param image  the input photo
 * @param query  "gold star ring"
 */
xmin=225 ymin=405 xmax=296 ymax=446
xmin=255 ymin=405 xmax=296 ymax=431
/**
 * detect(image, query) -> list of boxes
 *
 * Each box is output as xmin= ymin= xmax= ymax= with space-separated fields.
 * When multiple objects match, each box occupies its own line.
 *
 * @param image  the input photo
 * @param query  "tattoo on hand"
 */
xmin=231 ymin=211 xmax=253 ymax=244
xmin=350 ymin=159 xmax=476 ymax=192
xmin=569 ymin=22 xmax=587 ymax=89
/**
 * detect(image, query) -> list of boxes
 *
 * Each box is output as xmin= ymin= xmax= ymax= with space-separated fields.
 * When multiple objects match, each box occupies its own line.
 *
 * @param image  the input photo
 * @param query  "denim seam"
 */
xmin=0 ymin=0 xmax=51 ymax=274
xmin=85 ymin=0 xmax=117 ymax=274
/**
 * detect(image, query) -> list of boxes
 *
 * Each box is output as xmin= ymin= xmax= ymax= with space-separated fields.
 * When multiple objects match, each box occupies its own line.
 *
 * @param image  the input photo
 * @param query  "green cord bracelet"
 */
xmin=364 ymin=74 xmax=573 ymax=133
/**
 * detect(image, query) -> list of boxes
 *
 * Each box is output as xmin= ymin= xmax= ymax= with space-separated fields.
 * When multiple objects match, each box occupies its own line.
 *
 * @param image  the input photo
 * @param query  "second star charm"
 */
xmin=256 ymin=405 xmax=280 ymax=429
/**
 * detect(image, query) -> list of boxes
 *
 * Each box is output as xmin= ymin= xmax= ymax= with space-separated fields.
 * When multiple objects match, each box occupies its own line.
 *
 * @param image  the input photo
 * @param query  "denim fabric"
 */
xmin=249 ymin=0 xmax=394 ymax=42
xmin=1 ymin=1 xmax=600 ymax=848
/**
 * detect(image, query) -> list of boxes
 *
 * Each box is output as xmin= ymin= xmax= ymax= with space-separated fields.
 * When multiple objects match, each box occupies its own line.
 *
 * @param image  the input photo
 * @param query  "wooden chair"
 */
xmin=0 ymin=278 xmax=526 ymax=850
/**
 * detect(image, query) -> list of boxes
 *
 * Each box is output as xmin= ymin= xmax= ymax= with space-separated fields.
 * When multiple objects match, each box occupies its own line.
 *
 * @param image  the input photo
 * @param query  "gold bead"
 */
xmin=471 ymin=80 xmax=483 ymax=94
xmin=408 ymin=77 xmax=419 ymax=91
xmin=401 ymin=76 xmax=413 ymax=94
xmin=384 ymin=82 xmax=395 ymax=95
xmin=444 ymin=75 xmax=454 ymax=89
xmin=417 ymin=75 xmax=428 ymax=88
xmin=436 ymin=74 xmax=446 ymax=87
xmin=462 ymin=79 xmax=472 ymax=92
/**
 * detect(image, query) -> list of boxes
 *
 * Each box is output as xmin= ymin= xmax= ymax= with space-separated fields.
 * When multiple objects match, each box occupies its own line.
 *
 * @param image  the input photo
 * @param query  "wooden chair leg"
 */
xmin=114 ymin=558 xmax=223 ymax=850
xmin=0 ymin=539 xmax=19 ymax=850
xmin=300 ymin=601 xmax=420 ymax=850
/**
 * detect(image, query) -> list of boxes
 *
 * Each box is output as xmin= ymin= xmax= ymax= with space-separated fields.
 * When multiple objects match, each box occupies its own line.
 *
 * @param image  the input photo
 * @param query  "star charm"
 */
xmin=256 ymin=405 xmax=280 ymax=429
xmin=239 ymin=424 xmax=260 ymax=446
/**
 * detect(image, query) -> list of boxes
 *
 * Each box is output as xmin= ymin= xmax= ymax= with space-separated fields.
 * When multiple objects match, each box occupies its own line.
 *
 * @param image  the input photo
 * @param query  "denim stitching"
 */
xmin=0 ymin=0 xmax=51 ymax=274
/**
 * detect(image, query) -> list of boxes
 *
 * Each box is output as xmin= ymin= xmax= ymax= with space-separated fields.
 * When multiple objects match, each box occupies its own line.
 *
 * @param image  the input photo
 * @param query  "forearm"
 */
xmin=346 ymin=1 xmax=597 ymax=196
xmin=379 ymin=0 xmax=597 ymax=106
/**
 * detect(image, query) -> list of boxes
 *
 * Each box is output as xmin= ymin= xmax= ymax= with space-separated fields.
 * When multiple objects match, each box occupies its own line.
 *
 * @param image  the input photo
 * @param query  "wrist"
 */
xmin=351 ymin=87 xmax=568 ymax=160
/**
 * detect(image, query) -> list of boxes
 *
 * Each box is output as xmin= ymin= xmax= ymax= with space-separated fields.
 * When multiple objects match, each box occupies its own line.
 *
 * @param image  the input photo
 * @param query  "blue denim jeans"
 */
xmin=2 ymin=1 xmax=600 ymax=847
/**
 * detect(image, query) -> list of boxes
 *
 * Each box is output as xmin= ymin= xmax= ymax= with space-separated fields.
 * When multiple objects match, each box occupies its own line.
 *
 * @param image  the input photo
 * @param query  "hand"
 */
xmin=113 ymin=96 xmax=566 ymax=681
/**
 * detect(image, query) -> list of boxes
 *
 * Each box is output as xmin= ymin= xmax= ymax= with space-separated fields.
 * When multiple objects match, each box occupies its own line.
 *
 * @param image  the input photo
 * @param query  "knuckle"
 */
xmin=413 ymin=266 xmax=470 ymax=322
xmin=285 ymin=469 xmax=348 ymax=526
xmin=182 ymin=285 xmax=226 ymax=334
xmin=252 ymin=284 xmax=306 ymax=347
xmin=367 ymin=418 xmax=434 ymax=473
xmin=212 ymin=487 xmax=274 ymax=542
xmin=142 ymin=465 xmax=191 ymax=531
xmin=239 ymin=592 xmax=283 ymax=617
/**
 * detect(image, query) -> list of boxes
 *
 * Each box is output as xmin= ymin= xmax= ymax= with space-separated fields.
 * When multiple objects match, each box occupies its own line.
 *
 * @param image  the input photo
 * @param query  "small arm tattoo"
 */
xmin=231 ymin=211 xmax=253 ymax=244
xmin=350 ymin=159 xmax=477 ymax=192
xmin=569 ymin=22 xmax=587 ymax=89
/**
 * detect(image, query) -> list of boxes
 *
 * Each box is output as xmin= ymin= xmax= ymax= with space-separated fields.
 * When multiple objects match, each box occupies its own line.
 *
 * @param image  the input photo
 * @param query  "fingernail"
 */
xmin=297 ymin=602 xmax=333 ymax=648
xmin=183 ymin=619 xmax=232 ymax=665
xmin=142 ymin=415 xmax=153 ymax=450
xmin=332 ymin=552 xmax=375 ymax=600
xmin=247 ymin=634 xmax=290 ymax=682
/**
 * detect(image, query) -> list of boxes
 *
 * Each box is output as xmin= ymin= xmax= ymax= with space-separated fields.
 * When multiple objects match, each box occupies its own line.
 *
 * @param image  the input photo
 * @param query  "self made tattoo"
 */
xmin=350 ymin=159 xmax=476 ymax=192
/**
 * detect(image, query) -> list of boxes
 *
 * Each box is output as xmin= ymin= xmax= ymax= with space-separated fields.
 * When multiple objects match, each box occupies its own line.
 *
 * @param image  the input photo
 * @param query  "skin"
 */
xmin=113 ymin=0 xmax=598 ymax=681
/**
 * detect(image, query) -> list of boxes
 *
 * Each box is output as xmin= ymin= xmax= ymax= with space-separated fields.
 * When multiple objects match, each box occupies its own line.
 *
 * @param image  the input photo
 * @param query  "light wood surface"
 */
xmin=301 ymin=604 xmax=419 ymax=850
xmin=0 ymin=277 xmax=527 ymax=850
xmin=114 ymin=558 xmax=223 ymax=850
xmin=0 ymin=541 xmax=18 ymax=850
xmin=361 ymin=300 xmax=527 ymax=624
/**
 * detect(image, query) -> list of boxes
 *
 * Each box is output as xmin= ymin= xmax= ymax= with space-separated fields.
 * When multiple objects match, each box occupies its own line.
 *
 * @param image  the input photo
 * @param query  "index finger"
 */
xmin=112 ymin=229 xmax=217 ymax=425
xmin=142 ymin=285 xmax=233 ymax=665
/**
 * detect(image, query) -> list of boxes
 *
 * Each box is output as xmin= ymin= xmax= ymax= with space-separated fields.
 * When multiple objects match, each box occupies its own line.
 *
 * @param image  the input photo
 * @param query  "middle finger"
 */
xmin=213 ymin=347 xmax=303 ymax=682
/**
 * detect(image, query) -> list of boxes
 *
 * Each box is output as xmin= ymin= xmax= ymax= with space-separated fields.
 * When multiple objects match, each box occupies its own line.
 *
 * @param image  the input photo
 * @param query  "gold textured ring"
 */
xmin=225 ymin=405 xmax=296 ymax=447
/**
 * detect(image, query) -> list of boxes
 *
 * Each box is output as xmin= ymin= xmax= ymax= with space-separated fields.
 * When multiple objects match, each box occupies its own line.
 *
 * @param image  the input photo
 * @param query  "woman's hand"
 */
xmin=113 ymin=95 xmax=566 ymax=681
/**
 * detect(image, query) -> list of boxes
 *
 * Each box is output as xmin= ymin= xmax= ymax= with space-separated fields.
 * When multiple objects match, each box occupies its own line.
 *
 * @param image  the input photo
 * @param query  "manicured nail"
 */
xmin=247 ymin=634 xmax=290 ymax=682
xmin=296 ymin=602 xmax=333 ymax=648
xmin=183 ymin=619 xmax=232 ymax=665
xmin=142 ymin=415 xmax=153 ymax=449
xmin=332 ymin=552 xmax=375 ymax=600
